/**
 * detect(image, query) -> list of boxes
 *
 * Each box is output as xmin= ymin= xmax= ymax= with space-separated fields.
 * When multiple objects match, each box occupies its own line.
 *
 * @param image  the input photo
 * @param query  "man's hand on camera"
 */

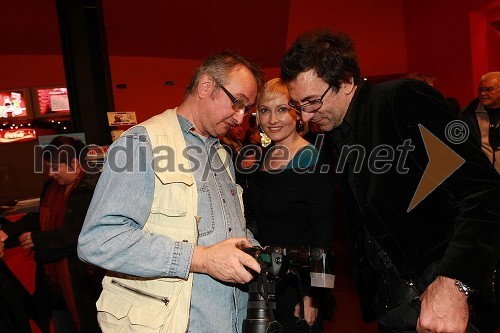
xmin=190 ymin=238 xmax=261 ymax=284
xmin=417 ymin=276 xmax=468 ymax=333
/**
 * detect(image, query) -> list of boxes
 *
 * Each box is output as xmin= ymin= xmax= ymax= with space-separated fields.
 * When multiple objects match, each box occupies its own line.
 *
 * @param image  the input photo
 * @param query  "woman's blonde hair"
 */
xmin=256 ymin=78 xmax=289 ymax=107
xmin=255 ymin=78 xmax=290 ymax=127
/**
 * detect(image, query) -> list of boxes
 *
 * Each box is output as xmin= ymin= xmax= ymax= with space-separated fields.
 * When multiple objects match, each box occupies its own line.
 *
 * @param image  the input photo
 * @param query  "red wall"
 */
xmin=1 ymin=0 xmax=498 ymax=123
xmin=0 ymin=55 xmax=284 ymax=128
xmin=0 ymin=55 xmax=66 ymax=89
xmin=287 ymin=0 xmax=408 ymax=77
xmin=109 ymin=57 xmax=201 ymax=123
xmin=403 ymin=0 xmax=499 ymax=107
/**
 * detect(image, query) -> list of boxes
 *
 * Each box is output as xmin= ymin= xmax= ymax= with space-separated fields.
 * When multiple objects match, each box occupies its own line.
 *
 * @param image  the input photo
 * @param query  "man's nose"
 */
xmin=301 ymin=112 xmax=315 ymax=123
xmin=233 ymin=111 xmax=244 ymax=125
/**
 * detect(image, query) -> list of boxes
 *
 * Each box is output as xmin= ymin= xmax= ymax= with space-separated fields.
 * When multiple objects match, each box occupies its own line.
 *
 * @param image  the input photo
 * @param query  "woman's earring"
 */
xmin=260 ymin=132 xmax=271 ymax=148
xmin=296 ymin=120 xmax=304 ymax=133
xmin=258 ymin=124 xmax=271 ymax=147
xmin=258 ymin=124 xmax=265 ymax=133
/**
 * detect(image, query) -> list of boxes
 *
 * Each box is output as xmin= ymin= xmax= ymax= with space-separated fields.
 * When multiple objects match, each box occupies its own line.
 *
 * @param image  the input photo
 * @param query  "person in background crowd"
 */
xmin=460 ymin=71 xmax=500 ymax=173
xmin=244 ymin=126 xmax=262 ymax=146
xmin=78 ymin=51 xmax=264 ymax=333
xmin=281 ymin=30 xmax=500 ymax=333
xmin=221 ymin=124 xmax=248 ymax=187
xmin=1 ymin=136 xmax=104 ymax=333
xmin=245 ymin=78 xmax=335 ymax=332
xmin=221 ymin=124 xmax=245 ymax=154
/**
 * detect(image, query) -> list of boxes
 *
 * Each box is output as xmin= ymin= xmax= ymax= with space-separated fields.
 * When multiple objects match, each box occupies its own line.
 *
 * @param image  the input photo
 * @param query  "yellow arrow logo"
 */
xmin=407 ymin=124 xmax=465 ymax=212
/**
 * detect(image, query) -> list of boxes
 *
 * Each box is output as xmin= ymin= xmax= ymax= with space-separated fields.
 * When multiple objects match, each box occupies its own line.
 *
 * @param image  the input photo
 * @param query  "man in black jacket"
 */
xmin=281 ymin=30 xmax=500 ymax=332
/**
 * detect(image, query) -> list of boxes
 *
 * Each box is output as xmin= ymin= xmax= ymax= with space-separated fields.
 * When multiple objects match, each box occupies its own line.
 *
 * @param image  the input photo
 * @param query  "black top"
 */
xmin=245 ymin=152 xmax=334 ymax=250
xmin=245 ymin=150 xmax=335 ymax=332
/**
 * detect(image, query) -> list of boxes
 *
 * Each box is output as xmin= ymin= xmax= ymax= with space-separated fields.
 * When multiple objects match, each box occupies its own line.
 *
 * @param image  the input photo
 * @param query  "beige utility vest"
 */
xmin=98 ymin=109 xmax=199 ymax=332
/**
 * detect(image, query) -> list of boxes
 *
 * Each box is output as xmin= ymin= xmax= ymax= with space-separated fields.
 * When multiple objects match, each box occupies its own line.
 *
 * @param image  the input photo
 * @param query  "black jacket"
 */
xmin=459 ymin=98 xmax=482 ymax=148
xmin=332 ymin=79 xmax=500 ymax=323
xmin=1 ymin=172 xmax=104 ymax=332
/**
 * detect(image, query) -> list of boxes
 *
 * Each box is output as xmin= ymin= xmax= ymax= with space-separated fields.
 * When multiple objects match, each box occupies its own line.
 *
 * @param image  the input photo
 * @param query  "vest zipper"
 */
xmin=111 ymin=279 xmax=170 ymax=306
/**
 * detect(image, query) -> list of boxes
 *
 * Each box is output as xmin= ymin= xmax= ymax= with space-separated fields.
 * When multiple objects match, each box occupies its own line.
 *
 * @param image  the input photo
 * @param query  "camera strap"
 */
xmin=256 ymin=271 xmax=277 ymax=323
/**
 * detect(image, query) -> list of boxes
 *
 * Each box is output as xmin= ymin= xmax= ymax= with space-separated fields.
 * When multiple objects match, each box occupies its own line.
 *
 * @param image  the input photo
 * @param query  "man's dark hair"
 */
xmin=42 ymin=136 xmax=85 ymax=168
xmin=185 ymin=50 xmax=264 ymax=98
xmin=281 ymin=30 xmax=361 ymax=92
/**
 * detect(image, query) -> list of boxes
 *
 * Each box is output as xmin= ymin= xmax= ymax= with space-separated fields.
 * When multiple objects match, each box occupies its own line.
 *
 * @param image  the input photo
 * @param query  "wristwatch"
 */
xmin=454 ymin=279 xmax=477 ymax=297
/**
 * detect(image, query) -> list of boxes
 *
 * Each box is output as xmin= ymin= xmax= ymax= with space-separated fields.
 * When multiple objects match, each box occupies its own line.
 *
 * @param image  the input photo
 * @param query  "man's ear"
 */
xmin=342 ymin=78 xmax=356 ymax=95
xmin=197 ymin=74 xmax=216 ymax=99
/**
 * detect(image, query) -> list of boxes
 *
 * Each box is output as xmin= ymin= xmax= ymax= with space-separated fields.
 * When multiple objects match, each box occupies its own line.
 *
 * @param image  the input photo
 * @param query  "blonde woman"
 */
xmin=245 ymin=78 xmax=335 ymax=332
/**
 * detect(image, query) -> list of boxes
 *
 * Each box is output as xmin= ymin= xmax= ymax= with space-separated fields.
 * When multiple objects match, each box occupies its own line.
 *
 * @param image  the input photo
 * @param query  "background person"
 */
xmin=281 ymin=30 xmax=500 ymax=333
xmin=1 ymin=135 xmax=103 ymax=333
xmin=78 ymin=51 xmax=264 ymax=333
xmin=460 ymin=71 xmax=500 ymax=173
xmin=245 ymin=78 xmax=335 ymax=332
xmin=221 ymin=124 xmax=248 ymax=188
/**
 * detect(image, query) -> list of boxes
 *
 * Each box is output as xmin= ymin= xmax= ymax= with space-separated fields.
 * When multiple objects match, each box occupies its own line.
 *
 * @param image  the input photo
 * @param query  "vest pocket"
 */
xmin=97 ymin=277 xmax=183 ymax=330
xmin=151 ymin=182 xmax=188 ymax=216
xmin=197 ymin=183 xmax=215 ymax=236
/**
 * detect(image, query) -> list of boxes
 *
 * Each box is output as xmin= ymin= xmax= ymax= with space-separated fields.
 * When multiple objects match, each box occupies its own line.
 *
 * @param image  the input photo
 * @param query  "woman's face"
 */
xmin=44 ymin=159 xmax=80 ymax=186
xmin=257 ymin=94 xmax=298 ymax=144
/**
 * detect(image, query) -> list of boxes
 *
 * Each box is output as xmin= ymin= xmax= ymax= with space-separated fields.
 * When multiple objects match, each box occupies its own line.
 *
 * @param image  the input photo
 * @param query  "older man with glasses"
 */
xmin=461 ymin=71 xmax=500 ymax=173
xmin=282 ymin=30 xmax=500 ymax=333
xmin=78 ymin=51 xmax=264 ymax=333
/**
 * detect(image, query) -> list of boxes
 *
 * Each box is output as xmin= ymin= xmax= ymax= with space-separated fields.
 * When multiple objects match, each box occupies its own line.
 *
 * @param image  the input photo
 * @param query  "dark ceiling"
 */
xmin=2 ymin=0 xmax=291 ymax=68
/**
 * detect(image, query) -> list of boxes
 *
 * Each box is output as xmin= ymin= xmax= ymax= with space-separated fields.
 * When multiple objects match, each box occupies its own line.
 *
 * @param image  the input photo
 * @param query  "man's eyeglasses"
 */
xmin=217 ymin=81 xmax=252 ymax=115
xmin=478 ymin=86 xmax=499 ymax=93
xmin=288 ymin=85 xmax=332 ymax=113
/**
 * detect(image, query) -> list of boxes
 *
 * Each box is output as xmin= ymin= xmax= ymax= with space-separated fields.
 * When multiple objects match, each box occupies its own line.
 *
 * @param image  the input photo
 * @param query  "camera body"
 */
xmin=243 ymin=245 xmax=335 ymax=288
xmin=242 ymin=246 xmax=334 ymax=333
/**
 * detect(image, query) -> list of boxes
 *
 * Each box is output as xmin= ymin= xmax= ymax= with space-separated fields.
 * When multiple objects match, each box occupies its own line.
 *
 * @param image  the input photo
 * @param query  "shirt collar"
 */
xmin=177 ymin=114 xmax=218 ymax=146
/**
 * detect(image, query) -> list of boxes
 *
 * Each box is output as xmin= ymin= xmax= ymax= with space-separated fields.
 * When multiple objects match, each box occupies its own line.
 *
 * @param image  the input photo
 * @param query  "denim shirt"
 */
xmin=179 ymin=116 xmax=253 ymax=333
xmin=79 ymin=114 xmax=255 ymax=332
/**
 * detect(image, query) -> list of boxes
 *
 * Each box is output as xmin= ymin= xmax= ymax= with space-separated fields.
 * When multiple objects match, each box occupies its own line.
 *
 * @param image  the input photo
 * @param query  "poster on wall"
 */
xmin=107 ymin=112 xmax=137 ymax=126
xmin=0 ymin=89 xmax=33 ymax=121
xmin=32 ymin=87 xmax=71 ymax=118
xmin=0 ymin=129 xmax=37 ymax=143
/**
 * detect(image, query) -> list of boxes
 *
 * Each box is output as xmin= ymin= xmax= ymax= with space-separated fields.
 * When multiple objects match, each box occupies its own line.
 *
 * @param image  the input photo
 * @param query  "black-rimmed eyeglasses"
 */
xmin=217 ymin=82 xmax=252 ymax=115
xmin=478 ymin=86 xmax=499 ymax=94
xmin=288 ymin=86 xmax=332 ymax=113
